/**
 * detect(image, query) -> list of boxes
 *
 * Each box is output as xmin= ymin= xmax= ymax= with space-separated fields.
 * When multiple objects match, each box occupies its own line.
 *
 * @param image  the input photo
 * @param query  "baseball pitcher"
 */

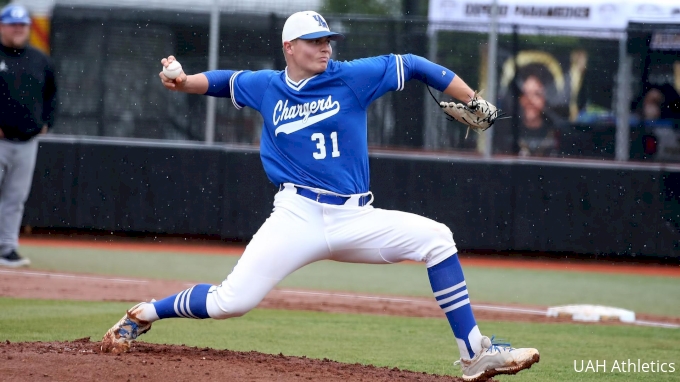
xmin=102 ymin=11 xmax=538 ymax=381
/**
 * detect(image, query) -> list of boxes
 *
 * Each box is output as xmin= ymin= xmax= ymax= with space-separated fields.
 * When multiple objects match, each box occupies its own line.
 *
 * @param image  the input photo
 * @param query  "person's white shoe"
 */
xmin=101 ymin=301 xmax=153 ymax=354
xmin=0 ymin=251 xmax=30 ymax=268
xmin=455 ymin=336 xmax=540 ymax=381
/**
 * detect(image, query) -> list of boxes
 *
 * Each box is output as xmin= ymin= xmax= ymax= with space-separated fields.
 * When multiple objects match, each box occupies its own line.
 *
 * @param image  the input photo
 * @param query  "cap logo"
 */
xmin=10 ymin=8 xmax=26 ymax=18
xmin=312 ymin=14 xmax=328 ymax=29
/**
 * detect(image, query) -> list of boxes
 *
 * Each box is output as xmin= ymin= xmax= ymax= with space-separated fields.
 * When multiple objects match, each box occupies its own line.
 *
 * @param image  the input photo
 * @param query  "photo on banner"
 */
xmin=482 ymin=34 xmax=620 ymax=158
xmin=428 ymin=0 xmax=680 ymax=158
xmin=628 ymin=27 xmax=680 ymax=160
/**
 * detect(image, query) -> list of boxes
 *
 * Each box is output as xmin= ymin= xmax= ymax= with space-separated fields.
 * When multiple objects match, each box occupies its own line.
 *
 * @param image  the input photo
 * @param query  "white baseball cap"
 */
xmin=1 ymin=4 xmax=31 ymax=25
xmin=281 ymin=11 xmax=344 ymax=43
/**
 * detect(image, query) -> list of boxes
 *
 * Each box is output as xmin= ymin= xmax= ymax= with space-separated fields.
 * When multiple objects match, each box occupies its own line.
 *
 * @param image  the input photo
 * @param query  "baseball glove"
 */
xmin=437 ymin=91 xmax=501 ymax=138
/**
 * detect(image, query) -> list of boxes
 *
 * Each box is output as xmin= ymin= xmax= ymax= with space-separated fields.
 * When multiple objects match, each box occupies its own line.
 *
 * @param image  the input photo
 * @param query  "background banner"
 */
xmin=428 ymin=0 xmax=680 ymax=31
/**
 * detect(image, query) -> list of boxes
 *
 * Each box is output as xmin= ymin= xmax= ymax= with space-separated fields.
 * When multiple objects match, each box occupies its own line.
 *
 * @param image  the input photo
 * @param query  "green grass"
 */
xmin=21 ymin=245 xmax=680 ymax=317
xmin=1 ymin=298 xmax=678 ymax=381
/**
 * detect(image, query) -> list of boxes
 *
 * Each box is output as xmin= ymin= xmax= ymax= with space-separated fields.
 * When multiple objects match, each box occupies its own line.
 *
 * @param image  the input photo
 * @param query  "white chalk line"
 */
xmin=633 ymin=320 xmax=680 ymax=329
xmin=277 ymin=290 xmax=426 ymax=304
xmin=472 ymin=304 xmax=547 ymax=316
xmin=2 ymin=269 xmax=678 ymax=329
xmin=277 ymin=291 xmax=679 ymax=329
xmin=0 ymin=269 xmax=148 ymax=284
xmin=277 ymin=290 xmax=548 ymax=315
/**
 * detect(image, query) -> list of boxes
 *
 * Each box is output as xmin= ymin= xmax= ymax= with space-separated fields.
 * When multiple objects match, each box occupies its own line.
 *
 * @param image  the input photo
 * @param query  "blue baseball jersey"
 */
xmin=205 ymin=54 xmax=455 ymax=194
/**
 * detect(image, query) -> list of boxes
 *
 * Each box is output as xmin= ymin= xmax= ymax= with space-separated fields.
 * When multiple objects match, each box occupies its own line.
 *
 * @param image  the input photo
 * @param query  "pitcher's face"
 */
xmin=286 ymin=37 xmax=332 ymax=74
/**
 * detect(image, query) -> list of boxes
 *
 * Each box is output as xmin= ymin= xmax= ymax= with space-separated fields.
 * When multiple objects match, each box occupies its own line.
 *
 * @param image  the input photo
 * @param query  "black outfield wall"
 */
xmin=24 ymin=137 xmax=680 ymax=259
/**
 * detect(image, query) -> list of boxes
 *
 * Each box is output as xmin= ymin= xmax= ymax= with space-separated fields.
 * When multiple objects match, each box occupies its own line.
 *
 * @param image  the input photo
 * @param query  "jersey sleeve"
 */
xmin=340 ymin=54 xmax=456 ymax=108
xmin=204 ymin=70 xmax=275 ymax=111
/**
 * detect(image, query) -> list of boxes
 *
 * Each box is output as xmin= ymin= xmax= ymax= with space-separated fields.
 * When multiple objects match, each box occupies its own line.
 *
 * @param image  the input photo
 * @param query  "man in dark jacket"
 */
xmin=0 ymin=4 xmax=56 ymax=267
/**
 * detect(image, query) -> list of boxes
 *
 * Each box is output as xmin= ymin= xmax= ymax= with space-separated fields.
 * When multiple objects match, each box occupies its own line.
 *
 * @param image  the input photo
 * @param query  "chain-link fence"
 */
xmin=46 ymin=3 xmax=677 ymax=160
xmin=50 ymin=6 xmax=431 ymax=149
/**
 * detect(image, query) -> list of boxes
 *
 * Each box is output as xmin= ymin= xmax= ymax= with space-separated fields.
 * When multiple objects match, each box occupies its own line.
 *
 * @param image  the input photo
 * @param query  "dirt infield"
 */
xmin=0 ymin=270 xmax=484 ymax=382
xmin=3 ymin=235 xmax=678 ymax=381
xmin=3 ymin=269 xmax=678 ymax=326
xmin=19 ymin=237 xmax=680 ymax=278
xmin=0 ymin=339 xmax=468 ymax=382
xmin=0 ymin=269 xmax=549 ymax=324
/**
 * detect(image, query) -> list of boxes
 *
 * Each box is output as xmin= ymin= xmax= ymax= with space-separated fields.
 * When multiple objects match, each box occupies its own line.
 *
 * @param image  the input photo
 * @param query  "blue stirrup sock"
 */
xmin=152 ymin=284 xmax=212 ymax=319
xmin=427 ymin=254 xmax=482 ymax=360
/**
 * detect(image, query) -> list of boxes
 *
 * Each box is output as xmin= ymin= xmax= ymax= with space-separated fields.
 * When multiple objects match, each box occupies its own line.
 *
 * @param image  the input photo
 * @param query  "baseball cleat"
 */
xmin=101 ymin=301 xmax=153 ymax=354
xmin=455 ymin=336 xmax=539 ymax=381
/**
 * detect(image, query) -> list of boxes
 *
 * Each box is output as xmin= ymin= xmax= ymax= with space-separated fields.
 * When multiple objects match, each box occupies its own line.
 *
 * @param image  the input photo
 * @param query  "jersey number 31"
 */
xmin=311 ymin=132 xmax=340 ymax=160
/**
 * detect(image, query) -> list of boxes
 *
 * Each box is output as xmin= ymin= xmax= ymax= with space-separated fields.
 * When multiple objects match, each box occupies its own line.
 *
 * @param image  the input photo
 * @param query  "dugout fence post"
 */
xmin=482 ymin=0 xmax=499 ymax=158
xmin=510 ymin=24 xmax=520 ymax=155
xmin=96 ymin=23 xmax=112 ymax=138
xmin=615 ymin=31 xmax=632 ymax=162
xmin=204 ymin=0 xmax=220 ymax=145
xmin=423 ymin=23 xmax=439 ymax=150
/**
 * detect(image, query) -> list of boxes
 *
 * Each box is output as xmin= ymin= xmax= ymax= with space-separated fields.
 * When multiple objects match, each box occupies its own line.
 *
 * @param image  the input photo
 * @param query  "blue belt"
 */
xmin=283 ymin=185 xmax=370 ymax=206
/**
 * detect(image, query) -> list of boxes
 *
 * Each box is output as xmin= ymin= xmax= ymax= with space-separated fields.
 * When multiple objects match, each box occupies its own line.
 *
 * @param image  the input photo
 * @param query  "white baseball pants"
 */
xmin=0 ymin=138 xmax=38 ymax=256
xmin=205 ymin=183 xmax=458 ymax=319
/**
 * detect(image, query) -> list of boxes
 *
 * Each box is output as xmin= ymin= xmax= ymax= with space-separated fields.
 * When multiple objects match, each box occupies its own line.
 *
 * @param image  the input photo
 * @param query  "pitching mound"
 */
xmin=0 ymin=338 xmax=470 ymax=382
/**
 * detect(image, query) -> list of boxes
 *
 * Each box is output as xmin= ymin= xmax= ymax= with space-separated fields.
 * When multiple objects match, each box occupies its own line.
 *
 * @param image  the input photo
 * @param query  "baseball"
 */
xmin=163 ymin=60 xmax=182 ymax=80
